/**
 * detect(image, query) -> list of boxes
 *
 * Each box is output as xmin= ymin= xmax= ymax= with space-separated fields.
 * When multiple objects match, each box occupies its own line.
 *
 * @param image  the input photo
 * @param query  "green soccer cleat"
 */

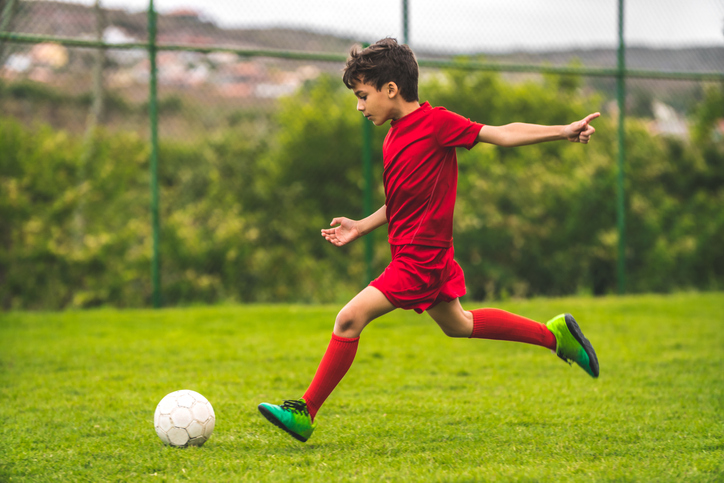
xmin=546 ymin=313 xmax=599 ymax=378
xmin=258 ymin=398 xmax=317 ymax=442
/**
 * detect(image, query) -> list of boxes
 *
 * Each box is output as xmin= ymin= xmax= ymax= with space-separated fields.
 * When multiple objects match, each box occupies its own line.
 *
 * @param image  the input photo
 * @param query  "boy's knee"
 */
xmin=334 ymin=306 xmax=363 ymax=337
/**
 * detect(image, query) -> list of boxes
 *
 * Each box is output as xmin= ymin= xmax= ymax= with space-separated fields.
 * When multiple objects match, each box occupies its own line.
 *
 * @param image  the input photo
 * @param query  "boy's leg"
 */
xmin=332 ymin=285 xmax=396 ymax=338
xmin=426 ymin=298 xmax=555 ymax=349
xmin=469 ymin=307 xmax=557 ymax=349
xmin=258 ymin=286 xmax=394 ymax=442
xmin=427 ymin=299 xmax=598 ymax=377
xmin=425 ymin=297 xmax=474 ymax=337
xmin=303 ymin=286 xmax=395 ymax=418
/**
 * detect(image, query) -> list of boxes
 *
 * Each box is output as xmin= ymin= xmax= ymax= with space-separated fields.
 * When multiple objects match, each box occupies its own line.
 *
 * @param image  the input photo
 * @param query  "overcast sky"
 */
xmin=82 ymin=0 xmax=723 ymax=52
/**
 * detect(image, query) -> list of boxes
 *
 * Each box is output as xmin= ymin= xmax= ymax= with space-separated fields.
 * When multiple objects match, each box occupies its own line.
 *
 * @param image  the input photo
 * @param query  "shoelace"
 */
xmin=281 ymin=399 xmax=309 ymax=415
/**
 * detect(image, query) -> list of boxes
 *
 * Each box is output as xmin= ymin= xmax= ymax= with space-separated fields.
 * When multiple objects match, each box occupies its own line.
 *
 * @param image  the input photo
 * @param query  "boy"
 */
xmin=258 ymin=38 xmax=600 ymax=443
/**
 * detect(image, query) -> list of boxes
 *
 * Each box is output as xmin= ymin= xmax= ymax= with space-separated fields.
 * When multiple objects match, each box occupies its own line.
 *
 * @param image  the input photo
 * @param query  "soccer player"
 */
xmin=259 ymin=38 xmax=600 ymax=443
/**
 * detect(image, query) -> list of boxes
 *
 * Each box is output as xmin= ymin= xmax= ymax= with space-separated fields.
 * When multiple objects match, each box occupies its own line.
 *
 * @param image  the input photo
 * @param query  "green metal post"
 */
xmin=0 ymin=0 xmax=18 ymax=63
xmin=0 ymin=0 xmax=16 ymax=32
xmin=148 ymin=0 xmax=161 ymax=307
xmin=362 ymin=116 xmax=374 ymax=284
xmin=362 ymin=43 xmax=374 ymax=284
xmin=616 ymin=0 xmax=627 ymax=294
xmin=402 ymin=0 xmax=409 ymax=45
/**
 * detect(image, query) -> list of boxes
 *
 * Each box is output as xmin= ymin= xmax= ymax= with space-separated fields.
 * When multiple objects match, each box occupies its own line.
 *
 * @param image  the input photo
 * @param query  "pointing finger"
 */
xmin=582 ymin=112 xmax=601 ymax=125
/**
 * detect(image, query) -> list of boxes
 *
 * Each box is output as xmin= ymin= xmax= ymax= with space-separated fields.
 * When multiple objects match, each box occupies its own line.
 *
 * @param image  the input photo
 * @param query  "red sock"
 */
xmin=302 ymin=333 xmax=359 ymax=421
xmin=469 ymin=308 xmax=556 ymax=350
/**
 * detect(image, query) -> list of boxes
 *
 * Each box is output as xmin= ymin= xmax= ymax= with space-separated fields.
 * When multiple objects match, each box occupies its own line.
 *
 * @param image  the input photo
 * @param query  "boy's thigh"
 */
xmin=334 ymin=286 xmax=396 ymax=337
xmin=426 ymin=297 xmax=473 ymax=338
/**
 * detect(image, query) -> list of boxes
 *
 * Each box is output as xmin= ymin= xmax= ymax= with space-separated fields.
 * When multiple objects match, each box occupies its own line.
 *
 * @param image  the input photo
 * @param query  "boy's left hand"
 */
xmin=564 ymin=112 xmax=600 ymax=144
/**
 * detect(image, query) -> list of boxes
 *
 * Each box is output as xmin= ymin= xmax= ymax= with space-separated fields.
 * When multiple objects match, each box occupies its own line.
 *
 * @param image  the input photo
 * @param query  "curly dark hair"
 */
xmin=342 ymin=38 xmax=419 ymax=102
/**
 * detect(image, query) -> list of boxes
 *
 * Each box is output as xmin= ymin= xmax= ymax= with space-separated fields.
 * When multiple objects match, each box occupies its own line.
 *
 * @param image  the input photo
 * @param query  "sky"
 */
xmin=77 ymin=0 xmax=723 ymax=52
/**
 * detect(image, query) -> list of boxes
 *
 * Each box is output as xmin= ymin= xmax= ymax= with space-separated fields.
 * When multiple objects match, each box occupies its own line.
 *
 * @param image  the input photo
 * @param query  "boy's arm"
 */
xmin=477 ymin=112 xmax=600 ymax=147
xmin=321 ymin=205 xmax=387 ymax=247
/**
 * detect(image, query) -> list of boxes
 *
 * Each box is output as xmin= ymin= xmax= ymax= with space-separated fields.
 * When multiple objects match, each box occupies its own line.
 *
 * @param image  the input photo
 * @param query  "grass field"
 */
xmin=1 ymin=293 xmax=722 ymax=482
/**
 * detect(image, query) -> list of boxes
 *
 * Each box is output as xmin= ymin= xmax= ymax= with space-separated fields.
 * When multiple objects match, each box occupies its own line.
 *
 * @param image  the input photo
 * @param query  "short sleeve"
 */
xmin=433 ymin=108 xmax=485 ymax=150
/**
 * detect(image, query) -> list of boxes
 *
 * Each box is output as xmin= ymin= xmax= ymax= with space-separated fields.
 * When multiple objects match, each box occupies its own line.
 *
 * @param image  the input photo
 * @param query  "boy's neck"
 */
xmin=392 ymin=100 xmax=421 ymax=122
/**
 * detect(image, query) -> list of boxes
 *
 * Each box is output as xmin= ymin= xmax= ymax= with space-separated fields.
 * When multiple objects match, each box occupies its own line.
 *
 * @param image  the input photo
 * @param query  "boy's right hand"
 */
xmin=564 ymin=112 xmax=600 ymax=143
xmin=321 ymin=217 xmax=361 ymax=246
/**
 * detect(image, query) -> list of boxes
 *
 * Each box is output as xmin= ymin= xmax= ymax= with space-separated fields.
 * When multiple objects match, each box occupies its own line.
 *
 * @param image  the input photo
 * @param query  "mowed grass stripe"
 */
xmin=0 ymin=293 xmax=722 ymax=481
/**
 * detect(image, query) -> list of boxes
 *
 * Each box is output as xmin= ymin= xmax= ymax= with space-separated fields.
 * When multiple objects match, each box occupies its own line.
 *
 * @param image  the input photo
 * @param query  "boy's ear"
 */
xmin=386 ymin=82 xmax=399 ymax=99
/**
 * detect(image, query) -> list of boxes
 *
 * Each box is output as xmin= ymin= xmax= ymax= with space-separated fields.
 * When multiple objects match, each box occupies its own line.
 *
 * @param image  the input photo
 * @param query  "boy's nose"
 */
xmin=357 ymin=99 xmax=364 ymax=111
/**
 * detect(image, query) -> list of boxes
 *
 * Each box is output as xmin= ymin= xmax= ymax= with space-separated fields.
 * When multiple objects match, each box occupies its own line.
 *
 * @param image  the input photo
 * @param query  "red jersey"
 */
xmin=382 ymin=102 xmax=484 ymax=247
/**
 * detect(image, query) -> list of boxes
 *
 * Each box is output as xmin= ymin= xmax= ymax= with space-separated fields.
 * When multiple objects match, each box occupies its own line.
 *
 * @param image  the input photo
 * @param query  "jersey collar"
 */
xmin=390 ymin=101 xmax=431 ymax=128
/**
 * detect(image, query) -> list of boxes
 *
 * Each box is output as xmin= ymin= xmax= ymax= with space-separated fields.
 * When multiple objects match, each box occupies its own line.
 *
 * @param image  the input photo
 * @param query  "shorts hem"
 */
xmin=369 ymin=279 xmax=466 ymax=314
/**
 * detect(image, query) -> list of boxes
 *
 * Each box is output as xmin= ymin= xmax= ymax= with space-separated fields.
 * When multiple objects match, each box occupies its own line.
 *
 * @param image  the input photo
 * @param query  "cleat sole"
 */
xmin=565 ymin=314 xmax=599 ymax=378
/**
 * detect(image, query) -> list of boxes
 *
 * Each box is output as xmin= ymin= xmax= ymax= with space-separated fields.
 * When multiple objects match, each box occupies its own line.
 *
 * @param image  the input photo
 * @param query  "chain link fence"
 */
xmin=1 ymin=0 xmax=723 ymax=309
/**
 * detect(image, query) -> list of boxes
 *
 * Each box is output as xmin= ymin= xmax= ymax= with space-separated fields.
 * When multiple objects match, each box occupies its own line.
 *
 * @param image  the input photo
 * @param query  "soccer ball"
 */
xmin=154 ymin=390 xmax=215 ymax=447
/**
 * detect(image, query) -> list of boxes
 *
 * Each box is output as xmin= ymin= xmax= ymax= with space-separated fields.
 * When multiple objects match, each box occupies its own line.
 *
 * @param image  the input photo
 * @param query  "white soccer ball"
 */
xmin=154 ymin=390 xmax=215 ymax=447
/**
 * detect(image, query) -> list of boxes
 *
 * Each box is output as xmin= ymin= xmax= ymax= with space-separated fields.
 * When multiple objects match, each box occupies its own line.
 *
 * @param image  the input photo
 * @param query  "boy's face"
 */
xmin=351 ymin=79 xmax=395 ymax=126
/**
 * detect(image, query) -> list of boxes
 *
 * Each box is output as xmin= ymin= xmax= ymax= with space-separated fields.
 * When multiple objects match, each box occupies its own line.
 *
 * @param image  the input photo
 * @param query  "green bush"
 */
xmin=1 ymin=72 xmax=722 ymax=309
xmin=0 ymin=118 xmax=151 ymax=308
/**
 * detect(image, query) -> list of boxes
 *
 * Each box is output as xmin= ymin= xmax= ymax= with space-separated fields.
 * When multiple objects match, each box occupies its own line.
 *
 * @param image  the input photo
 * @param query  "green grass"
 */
xmin=1 ymin=293 xmax=723 ymax=482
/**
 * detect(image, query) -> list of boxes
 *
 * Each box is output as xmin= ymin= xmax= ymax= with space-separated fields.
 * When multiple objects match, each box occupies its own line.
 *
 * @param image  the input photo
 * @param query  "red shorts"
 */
xmin=369 ymin=244 xmax=467 ymax=314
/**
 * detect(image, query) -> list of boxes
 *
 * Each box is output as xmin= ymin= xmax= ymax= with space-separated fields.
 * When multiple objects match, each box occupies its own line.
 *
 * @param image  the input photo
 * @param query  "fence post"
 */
xmin=616 ymin=0 xmax=627 ymax=294
xmin=148 ymin=0 xmax=161 ymax=307
xmin=402 ymin=0 xmax=409 ymax=45
xmin=0 ymin=0 xmax=18 ymax=64
xmin=361 ymin=43 xmax=374 ymax=284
